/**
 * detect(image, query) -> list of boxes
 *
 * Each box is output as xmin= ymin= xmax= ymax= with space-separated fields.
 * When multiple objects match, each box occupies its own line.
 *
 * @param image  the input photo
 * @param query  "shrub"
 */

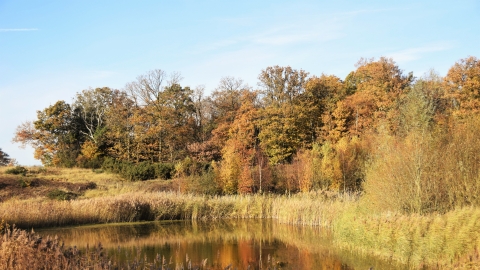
xmin=28 ymin=166 xmax=47 ymax=174
xmin=47 ymin=189 xmax=78 ymax=201
xmin=153 ymin=163 xmax=175 ymax=179
xmin=5 ymin=166 xmax=28 ymax=176
xmin=180 ymin=169 xmax=221 ymax=195
xmin=18 ymin=179 xmax=28 ymax=188
xmin=101 ymin=157 xmax=121 ymax=173
xmin=78 ymin=156 xmax=104 ymax=169
xmin=102 ymin=158 xmax=175 ymax=181
xmin=121 ymin=161 xmax=156 ymax=181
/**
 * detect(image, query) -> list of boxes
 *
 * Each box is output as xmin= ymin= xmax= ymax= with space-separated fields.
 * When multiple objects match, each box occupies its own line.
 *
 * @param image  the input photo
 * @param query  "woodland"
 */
xmin=10 ymin=56 xmax=480 ymax=215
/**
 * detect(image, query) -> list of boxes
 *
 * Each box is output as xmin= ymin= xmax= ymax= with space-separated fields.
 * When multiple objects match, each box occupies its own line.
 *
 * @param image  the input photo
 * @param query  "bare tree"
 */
xmin=125 ymin=69 xmax=166 ymax=107
xmin=74 ymin=87 xmax=114 ymax=144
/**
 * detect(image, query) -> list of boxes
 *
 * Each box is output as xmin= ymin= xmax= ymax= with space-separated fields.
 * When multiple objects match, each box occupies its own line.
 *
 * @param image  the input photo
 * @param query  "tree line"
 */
xmin=12 ymin=56 xmax=480 ymax=213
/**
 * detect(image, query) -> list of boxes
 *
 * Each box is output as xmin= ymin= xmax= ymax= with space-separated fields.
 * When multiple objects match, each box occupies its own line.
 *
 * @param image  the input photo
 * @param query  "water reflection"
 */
xmin=37 ymin=220 xmax=402 ymax=269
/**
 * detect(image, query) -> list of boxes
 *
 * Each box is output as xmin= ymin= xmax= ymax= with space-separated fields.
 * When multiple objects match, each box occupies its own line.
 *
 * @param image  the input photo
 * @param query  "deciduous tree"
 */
xmin=257 ymin=66 xmax=309 ymax=164
xmin=13 ymin=101 xmax=82 ymax=166
xmin=444 ymin=56 xmax=480 ymax=116
xmin=329 ymin=57 xmax=413 ymax=138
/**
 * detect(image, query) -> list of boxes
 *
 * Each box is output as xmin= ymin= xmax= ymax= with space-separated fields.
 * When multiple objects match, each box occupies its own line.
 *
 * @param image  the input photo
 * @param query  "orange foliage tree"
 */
xmin=328 ymin=57 xmax=413 ymax=139
xmin=444 ymin=56 xmax=480 ymax=116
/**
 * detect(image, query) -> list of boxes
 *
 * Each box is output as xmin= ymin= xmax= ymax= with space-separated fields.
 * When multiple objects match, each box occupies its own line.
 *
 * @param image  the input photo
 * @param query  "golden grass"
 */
xmin=0 ymin=191 xmax=354 ymax=229
xmin=2 ymin=167 xmax=480 ymax=268
xmin=0 ymin=166 xmax=174 ymax=200
xmin=3 ymin=189 xmax=480 ymax=268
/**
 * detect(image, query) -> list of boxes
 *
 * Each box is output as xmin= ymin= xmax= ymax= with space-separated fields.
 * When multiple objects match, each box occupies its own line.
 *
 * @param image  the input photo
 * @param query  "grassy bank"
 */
xmin=4 ymin=190 xmax=480 ymax=268
xmin=1 ymin=167 xmax=480 ymax=268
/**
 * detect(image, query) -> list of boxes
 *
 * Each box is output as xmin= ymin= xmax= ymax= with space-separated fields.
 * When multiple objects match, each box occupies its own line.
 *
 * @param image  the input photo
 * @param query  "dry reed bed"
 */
xmin=3 ymin=191 xmax=480 ymax=268
xmin=0 ymin=191 xmax=352 ymax=229
xmin=334 ymin=206 xmax=480 ymax=269
xmin=38 ymin=220 xmax=400 ymax=270
xmin=0 ymin=225 xmax=112 ymax=270
xmin=0 ymin=224 xmax=215 ymax=270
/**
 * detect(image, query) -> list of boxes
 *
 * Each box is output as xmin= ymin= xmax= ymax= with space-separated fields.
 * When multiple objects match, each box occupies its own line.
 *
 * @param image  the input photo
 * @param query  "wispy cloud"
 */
xmin=0 ymin=28 xmax=38 ymax=32
xmin=338 ymin=7 xmax=410 ymax=16
xmin=196 ymin=20 xmax=344 ymax=54
xmin=251 ymin=26 xmax=343 ymax=46
xmin=386 ymin=43 xmax=453 ymax=62
xmin=210 ymin=17 xmax=255 ymax=27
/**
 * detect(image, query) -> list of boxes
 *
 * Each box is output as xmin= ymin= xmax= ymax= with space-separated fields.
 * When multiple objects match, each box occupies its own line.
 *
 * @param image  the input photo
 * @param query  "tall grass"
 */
xmin=3 ymin=167 xmax=480 ymax=268
xmin=0 ymin=224 xmax=112 ymax=270
xmin=0 ymin=191 xmax=354 ymax=229
xmin=3 ymin=190 xmax=480 ymax=268
xmin=0 ymin=223 xmax=221 ymax=269
xmin=334 ymin=206 xmax=480 ymax=268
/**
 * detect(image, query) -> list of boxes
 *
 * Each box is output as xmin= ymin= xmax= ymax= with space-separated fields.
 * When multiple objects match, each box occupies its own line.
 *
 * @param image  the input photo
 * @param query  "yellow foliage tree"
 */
xmin=218 ymin=140 xmax=242 ymax=194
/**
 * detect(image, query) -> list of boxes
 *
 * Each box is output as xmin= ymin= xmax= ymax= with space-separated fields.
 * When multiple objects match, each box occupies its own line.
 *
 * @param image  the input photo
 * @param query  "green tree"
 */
xmin=363 ymin=82 xmax=442 ymax=213
xmin=217 ymin=90 xmax=259 ymax=194
xmin=0 ymin=148 xmax=11 ymax=166
xmin=13 ymin=101 xmax=82 ymax=166
xmin=103 ymin=90 xmax=136 ymax=161
xmin=302 ymin=74 xmax=346 ymax=144
xmin=161 ymin=83 xmax=196 ymax=161
xmin=73 ymin=87 xmax=120 ymax=166
xmin=126 ymin=69 xmax=169 ymax=162
xmin=126 ymin=70 xmax=196 ymax=162
xmin=257 ymin=66 xmax=309 ymax=164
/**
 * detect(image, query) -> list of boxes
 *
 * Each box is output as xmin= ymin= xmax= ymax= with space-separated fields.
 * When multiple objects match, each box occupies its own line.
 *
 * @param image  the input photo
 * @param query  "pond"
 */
xmin=37 ymin=220 xmax=403 ymax=269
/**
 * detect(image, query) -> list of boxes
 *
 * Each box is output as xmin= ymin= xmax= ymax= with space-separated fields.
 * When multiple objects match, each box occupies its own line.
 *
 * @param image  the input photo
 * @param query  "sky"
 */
xmin=1 ymin=0 xmax=479 ymax=166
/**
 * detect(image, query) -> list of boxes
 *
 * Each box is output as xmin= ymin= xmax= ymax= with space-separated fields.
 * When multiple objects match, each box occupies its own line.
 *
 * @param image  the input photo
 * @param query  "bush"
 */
xmin=5 ymin=166 xmax=28 ymax=176
xmin=101 ymin=157 xmax=120 ymax=173
xmin=102 ymin=158 xmax=175 ymax=181
xmin=47 ymin=189 xmax=78 ymax=201
xmin=153 ymin=163 xmax=175 ymax=179
xmin=363 ymin=116 xmax=480 ymax=214
xmin=122 ymin=161 xmax=156 ymax=181
xmin=78 ymin=156 xmax=104 ymax=169
xmin=179 ymin=168 xmax=221 ymax=195
xmin=28 ymin=166 xmax=47 ymax=174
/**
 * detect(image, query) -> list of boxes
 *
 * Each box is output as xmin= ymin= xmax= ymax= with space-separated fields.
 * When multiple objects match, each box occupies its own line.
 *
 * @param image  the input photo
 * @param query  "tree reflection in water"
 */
xmin=37 ymin=220 xmax=402 ymax=269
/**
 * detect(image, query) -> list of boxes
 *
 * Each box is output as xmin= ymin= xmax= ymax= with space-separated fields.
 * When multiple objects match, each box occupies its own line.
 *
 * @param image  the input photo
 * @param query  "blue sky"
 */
xmin=1 ymin=0 xmax=479 ymax=165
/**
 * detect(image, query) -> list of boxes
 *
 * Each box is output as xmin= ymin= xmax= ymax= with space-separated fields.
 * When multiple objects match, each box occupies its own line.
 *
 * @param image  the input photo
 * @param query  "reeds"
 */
xmin=3 ymin=167 xmax=480 ymax=268
xmin=0 ymin=191 xmax=354 ymax=229
xmin=0 ymin=224 xmax=112 ymax=270
xmin=0 ymin=223 xmax=225 ymax=270
xmin=333 ymin=206 xmax=480 ymax=268
xmin=3 ymin=191 xmax=480 ymax=268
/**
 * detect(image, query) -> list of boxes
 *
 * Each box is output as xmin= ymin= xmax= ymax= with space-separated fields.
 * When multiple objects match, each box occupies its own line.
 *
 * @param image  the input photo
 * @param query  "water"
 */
xmin=37 ymin=220 xmax=403 ymax=269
